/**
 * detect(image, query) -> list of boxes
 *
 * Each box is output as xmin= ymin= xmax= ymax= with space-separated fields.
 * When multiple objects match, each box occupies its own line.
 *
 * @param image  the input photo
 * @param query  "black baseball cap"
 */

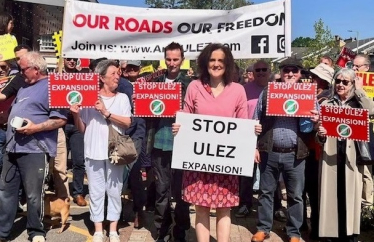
xmin=279 ymin=58 xmax=303 ymax=69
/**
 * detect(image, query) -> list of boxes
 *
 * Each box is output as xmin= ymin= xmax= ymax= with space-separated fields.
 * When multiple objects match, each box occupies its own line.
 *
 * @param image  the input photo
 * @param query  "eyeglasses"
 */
xmin=21 ymin=66 xmax=32 ymax=73
xmin=0 ymin=65 xmax=7 ymax=70
xmin=255 ymin=68 xmax=268 ymax=72
xmin=126 ymin=65 xmax=140 ymax=71
xmin=335 ymin=78 xmax=351 ymax=86
xmin=66 ymin=58 xmax=78 ymax=62
xmin=282 ymin=67 xmax=299 ymax=74
xmin=352 ymin=63 xmax=368 ymax=69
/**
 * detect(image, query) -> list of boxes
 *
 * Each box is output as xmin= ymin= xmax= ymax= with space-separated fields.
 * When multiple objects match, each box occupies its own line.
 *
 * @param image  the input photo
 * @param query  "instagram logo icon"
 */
xmin=277 ymin=35 xmax=285 ymax=53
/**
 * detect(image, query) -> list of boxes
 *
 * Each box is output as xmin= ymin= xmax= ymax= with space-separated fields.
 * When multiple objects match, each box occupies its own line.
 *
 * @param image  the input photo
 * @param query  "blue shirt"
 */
xmin=253 ymin=91 xmax=298 ymax=148
xmin=6 ymin=78 xmax=67 ymax=157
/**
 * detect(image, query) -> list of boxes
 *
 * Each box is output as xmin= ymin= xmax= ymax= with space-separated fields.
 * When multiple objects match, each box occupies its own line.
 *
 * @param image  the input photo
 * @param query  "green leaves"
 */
xmin=145 ymin=0 xmax=253 ymax=10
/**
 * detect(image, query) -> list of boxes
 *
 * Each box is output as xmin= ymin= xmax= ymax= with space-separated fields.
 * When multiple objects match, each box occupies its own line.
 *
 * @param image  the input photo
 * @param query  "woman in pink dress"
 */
xmin=172 ymin=43 xmax=261 ymax=242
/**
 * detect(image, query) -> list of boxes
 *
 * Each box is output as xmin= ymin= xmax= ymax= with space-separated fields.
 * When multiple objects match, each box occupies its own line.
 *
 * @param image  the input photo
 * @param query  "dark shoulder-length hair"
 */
xmin=197 ymin=43 xmax=235 ymax=86
xmin=0 ymin=12 xmax=13 ymax=35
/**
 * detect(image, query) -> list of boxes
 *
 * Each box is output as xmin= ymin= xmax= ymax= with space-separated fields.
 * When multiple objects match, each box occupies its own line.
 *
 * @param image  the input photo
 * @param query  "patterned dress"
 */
xmin=181 ymin=80 xmax=249 ymax=208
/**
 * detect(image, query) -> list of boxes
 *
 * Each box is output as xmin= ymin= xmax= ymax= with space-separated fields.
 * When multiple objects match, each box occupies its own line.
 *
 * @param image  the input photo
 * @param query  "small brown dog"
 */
xmin=44 ymin=194 xmax=70 ymax=233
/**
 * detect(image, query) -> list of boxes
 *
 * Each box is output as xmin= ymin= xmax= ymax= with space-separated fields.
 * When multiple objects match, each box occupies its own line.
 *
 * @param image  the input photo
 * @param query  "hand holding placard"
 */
xmin=172 ymin=112 xmax=258 ymax=177
xmin=320 ymin=106 xmax=369 ymax=142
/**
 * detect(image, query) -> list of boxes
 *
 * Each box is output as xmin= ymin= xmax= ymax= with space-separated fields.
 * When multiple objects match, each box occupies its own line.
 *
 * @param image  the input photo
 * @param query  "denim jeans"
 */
xmin=0 ymin=153 xmax=48 ymax=240
xmin=64 ymin=124 xmax=85 ymax=197
xmin=257 ymin=151 xmax=305 ymax=238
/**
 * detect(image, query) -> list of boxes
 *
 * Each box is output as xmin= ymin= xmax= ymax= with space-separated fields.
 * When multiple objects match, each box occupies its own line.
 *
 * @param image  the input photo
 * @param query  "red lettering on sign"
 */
xmin=133 ymin=82 xmax=182 ymax=117
xmin=320 ymin=106 xmax=369 ymax=142
xmin=266 ymin=82 xmax=317 ymax=117
xmin=73 ymin=14 xmax=109 ymax=29
xmin=139 ymin=20 xmax=151 ymax=33
xmin=126 ymin=18 xmax=139 ymax=32
xmin=113 ymin=17 xmax=173 ymax=33
xmin=164 ymin=21 xmax=172 ymax=33
xmin=49 ymin=73 xmax=100 ymax=108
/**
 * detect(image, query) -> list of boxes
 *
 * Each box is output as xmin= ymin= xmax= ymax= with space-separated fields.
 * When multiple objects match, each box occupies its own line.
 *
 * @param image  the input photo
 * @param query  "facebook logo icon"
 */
xmin=251 ymin=35 xmax=269 ymax=54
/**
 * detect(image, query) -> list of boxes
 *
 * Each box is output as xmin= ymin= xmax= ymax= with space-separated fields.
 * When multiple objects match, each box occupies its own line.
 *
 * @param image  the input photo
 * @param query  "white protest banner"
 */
xmin=172 ymin=112 xmax=258 ymax=177
xmin=62 ymin=0 xmax=291 ymax=60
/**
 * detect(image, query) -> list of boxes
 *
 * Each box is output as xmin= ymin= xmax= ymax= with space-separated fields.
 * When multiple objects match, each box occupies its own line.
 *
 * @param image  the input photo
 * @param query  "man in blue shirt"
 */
xmin=0 ymin=52 xmax=67 ymax=242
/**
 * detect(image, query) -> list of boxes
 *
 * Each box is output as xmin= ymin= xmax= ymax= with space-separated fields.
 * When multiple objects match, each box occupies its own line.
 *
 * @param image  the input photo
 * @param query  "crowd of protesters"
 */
xmin=1 ymin=10 xmax=374 ymax=242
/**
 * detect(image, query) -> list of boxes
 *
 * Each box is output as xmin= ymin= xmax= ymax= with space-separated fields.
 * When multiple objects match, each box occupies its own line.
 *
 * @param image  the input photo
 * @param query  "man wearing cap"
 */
xmin=124 ymin=60 xmax=142 ymax=83
xmin=352 ymin=54 xmax=374 ymax=210
xmin=303 ymin=63 xmax=334 ymax=239
xmin=251 ymin=58 xmax=319 ymax=242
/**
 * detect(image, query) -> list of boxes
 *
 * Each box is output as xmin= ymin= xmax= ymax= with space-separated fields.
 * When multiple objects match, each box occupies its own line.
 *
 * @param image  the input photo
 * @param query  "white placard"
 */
xmin=62 ymin=0 xmax=291 ymax=60
xmin=171 ymin=112 xmax=258 ymax=177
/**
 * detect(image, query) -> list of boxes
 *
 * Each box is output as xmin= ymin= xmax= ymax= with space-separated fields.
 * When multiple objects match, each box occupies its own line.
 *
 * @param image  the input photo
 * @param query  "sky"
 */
xmin=99 ymin=0 xmax=374 ymax=41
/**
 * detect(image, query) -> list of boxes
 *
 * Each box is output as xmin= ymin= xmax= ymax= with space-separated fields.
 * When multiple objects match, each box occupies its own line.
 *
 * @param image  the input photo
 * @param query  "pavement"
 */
xmin=5 ymin=172 xmax=374 ymax=242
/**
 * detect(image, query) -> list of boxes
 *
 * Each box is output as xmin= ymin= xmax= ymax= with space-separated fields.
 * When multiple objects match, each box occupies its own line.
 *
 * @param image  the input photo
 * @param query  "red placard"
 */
xmin=133 ymin=82 xmax=182 ymax=117
xmin=266 ymin=82 xmax=317 ymax=117
xmin=320 ymin=106 xmax=369 ymax=142
xmin=77 ymin=58 xmax=90 ymax=69
xmin=48 ymin=73 xmax=100 ymax=108
xmin=336 ymin=46 xmax=356 ymax=68
xmin=136 ymin=69 xmax=166 ymax=82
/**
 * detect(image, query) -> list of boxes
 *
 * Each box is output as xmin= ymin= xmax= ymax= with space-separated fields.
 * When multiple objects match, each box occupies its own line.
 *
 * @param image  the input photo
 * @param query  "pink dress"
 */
xmin=181 ymin=80 xmax=249 ymax=208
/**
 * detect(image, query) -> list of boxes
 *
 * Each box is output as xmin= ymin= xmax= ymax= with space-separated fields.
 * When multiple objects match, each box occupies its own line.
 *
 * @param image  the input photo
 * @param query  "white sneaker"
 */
xmin=92 ymin=233 xmax=105 ymax=242
xmin=109 ymin=234 xmax=120 ymax=242
xmin=32 ymin=235 xmax=45 ymax=242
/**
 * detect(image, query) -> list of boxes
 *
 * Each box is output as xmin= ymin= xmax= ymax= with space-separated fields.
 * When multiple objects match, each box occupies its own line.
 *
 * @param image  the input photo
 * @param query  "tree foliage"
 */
xmin=301 ymin=19 xmax=336 ymax=68
xmin=291 ymin=37 xmax=314 ymax=47
xmin=145 ymin=0 xmax=253 ymax=10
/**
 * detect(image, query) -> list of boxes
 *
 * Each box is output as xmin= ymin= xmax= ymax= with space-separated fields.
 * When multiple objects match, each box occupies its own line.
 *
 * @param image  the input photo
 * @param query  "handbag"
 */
xmin=107 ymin=121 xmax=138 ymax=165
xmin=355 ymin=141 xmax=374 ymax=165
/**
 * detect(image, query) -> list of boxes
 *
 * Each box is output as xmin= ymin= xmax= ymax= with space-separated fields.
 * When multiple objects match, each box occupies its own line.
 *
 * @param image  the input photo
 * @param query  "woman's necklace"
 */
xmin=100 ymin=94 xmax=117 ymax=111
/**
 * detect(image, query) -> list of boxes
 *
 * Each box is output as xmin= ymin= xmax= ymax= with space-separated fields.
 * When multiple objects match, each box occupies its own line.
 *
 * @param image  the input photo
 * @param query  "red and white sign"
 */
xmin=336 ymin=46 xmax=356 ymax=68
xmin=266 ymin=82 xmax=317 ymax=117
xmin=133 ymin=82 xmax=182 ymax=117
xmin=356 ymin=72 xmax=374 ymax=98
xmin=77 ymin=58 xmax=90 ymax=69
xmin=62 ymin=0 xmax=291 ymax=60
xmin=48 ymin=73 xmax=100 ymax=108
xmin=136 ymin=69 xmax=166 ymax=83
xmin=320 ymin=106 xmax=369 ymax=142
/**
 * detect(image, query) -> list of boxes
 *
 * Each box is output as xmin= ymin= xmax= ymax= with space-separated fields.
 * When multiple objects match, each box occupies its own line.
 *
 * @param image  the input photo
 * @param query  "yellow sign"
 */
xmin=0 ymin=34 xmax=17 ymax=61
xmin=52 ymin=30 xmax=63 ymax=58
xmin=159 ymin=59 xmax=190 ymax=70
xmin=357 ymin=72 xmax=374 ymax=98
xmin=140 ymin=65 xmax=154 ymax=75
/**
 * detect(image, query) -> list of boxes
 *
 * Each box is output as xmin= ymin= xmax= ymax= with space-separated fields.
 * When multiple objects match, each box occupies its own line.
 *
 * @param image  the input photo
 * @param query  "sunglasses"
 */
xmin=0 ymin=65 xmax=7 ymax=70
xmin=335 ymin=79 xmax=351 ymax=86
xmin=126 ymin=65 xmax=140 ymax=71
xmin=66 ymin=58 xmax=78 ymax=62
xmin=255 ymin=68 xmax=268 ymax=72
xmin=282 ymin=67 xmax=299 ymax=74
